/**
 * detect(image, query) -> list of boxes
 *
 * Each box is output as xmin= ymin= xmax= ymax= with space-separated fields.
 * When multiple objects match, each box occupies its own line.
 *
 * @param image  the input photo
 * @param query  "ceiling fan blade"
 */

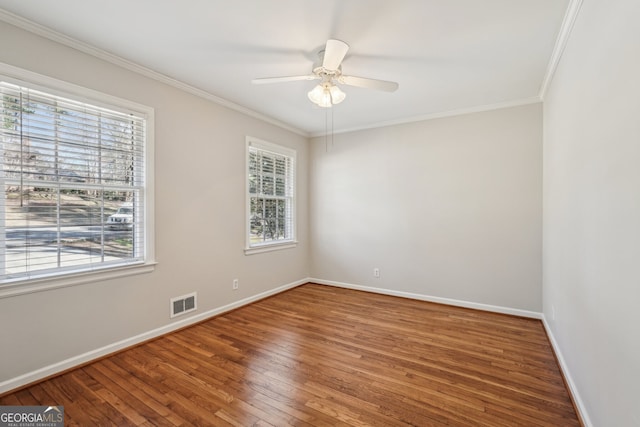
xmin=338 ymin=75 xmax=399 ymax=92
xmin=322 ymin=39 xmax=349 ymax=70
xmin=252 ymin=75 xmax=318 ymax=84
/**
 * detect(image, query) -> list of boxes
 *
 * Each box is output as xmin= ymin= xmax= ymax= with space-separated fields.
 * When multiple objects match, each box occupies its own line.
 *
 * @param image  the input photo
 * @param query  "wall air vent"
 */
xmin=170 ymin=292 xmax=197 ymax=318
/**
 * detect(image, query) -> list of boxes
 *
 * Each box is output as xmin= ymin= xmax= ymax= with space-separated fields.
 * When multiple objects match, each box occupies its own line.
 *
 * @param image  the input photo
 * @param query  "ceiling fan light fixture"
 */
xmin=307 ymin=83 xmax=346 ymax=108
xmin=329 ymin=85 xmax=346 ymax=105
xmin=307 ymin=84 xmax=327 ymax=106
xmin=255 ymin=39 xmax=397 ymax=109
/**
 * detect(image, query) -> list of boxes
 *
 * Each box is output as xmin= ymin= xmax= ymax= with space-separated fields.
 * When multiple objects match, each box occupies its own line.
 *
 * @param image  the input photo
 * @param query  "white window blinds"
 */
xmin=247 ymin=138 xmax=296 ymax=249
xmin=0 ymin=81 xmax=147 ymax=284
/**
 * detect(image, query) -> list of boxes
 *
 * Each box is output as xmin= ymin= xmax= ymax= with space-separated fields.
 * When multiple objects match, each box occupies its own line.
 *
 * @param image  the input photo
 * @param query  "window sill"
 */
xmin=0 ymin=261 xmax=157 ymax=299
xmin=244 ymin=241 xmax=298 ymax=255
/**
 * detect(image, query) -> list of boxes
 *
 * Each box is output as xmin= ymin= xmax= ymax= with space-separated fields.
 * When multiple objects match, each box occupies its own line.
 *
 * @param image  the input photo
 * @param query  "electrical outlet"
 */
xmin=551 ymin=305 xmax=556 ymax=321
xmin=373 ymin=268 xmax=380 ymax=278
xmin=233 ymin=279 xmax=239 ymax=290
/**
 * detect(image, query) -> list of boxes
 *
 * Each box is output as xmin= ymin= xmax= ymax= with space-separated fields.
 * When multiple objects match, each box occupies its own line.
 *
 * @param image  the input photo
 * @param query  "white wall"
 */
xmin=0 ymin=21 xmax=309 ymax=387
xmin=310 ymin=103 xmax=542 ymax=312
xmin=543 ymin=0 xmax=640 ymax=426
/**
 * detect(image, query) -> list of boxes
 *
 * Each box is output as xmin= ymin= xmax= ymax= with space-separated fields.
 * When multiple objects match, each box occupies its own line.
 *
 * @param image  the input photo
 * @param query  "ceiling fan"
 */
xmin=251 ymin=39 xmax=399 ymax=108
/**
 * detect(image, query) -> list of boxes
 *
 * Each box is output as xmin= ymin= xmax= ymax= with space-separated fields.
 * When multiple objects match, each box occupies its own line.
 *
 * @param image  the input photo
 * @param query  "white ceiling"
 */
xmin=0 ymin=0 xmax=570 ymax=136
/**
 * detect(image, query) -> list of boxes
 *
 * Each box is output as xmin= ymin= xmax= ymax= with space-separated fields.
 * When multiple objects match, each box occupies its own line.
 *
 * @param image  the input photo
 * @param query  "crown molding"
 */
xmin=539 ymin=0 xmax=584 ymax=100
xmin=310 ymin=96 xmax=542 ymax=138
xmin=0 ymin=9 xmax=309 ymax=137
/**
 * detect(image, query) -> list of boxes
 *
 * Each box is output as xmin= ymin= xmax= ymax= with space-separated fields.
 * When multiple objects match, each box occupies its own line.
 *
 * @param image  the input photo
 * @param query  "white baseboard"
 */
xmin=310 ymin=278 xmax=543 ymax=319
xmin=542 ymin=316 xmax=592 ymax=427
xmin=0 ymin=278 xmax=306 ymax=395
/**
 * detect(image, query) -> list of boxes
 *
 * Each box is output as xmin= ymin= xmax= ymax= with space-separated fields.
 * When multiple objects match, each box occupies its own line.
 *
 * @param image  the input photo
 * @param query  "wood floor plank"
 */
xmin=82 ymin=363 xmax=174 ymax=426
xmin=98 ymin=358 xmax=185 ymax=426
xmin=151 ymin=336 xmax=322 ymax=426
xmin=0 ymin=283 xmax=581 ymax=426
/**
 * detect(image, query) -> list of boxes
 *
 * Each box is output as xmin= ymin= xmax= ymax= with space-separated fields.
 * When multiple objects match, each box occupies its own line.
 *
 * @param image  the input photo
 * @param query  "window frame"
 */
xmin=0 ymin=63 xmax=155 ymax=298
xmin=245 ymin=136 xmax=297 ymax=255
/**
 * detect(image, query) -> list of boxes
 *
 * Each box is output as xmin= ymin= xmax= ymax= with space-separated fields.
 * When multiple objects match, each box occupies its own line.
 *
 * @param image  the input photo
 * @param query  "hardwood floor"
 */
xmin=1 ymin=284 xmax=581 ymax=426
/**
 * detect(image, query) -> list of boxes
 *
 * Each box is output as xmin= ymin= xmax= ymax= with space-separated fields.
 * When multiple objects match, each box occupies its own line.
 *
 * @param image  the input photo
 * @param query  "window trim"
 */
xmin=0 ymin=62 xmax=155 ymax=298
xmin=245 ymin=136 xmax=297 ymax=255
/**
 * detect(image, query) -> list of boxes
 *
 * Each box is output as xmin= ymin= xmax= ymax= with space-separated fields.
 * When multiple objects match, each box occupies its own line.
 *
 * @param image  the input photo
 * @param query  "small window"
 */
xmin=0 ymin=76 xmax=153 ymax=288
xmin=246 ymin=137 xmax=296 ymax=254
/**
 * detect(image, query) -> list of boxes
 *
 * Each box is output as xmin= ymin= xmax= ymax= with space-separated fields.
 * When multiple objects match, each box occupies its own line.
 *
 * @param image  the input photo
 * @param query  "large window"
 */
xmin=0 ymin=75 xmax=153 ymax=289
xmin=246 ymin=137 xmax=296 ymax=253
